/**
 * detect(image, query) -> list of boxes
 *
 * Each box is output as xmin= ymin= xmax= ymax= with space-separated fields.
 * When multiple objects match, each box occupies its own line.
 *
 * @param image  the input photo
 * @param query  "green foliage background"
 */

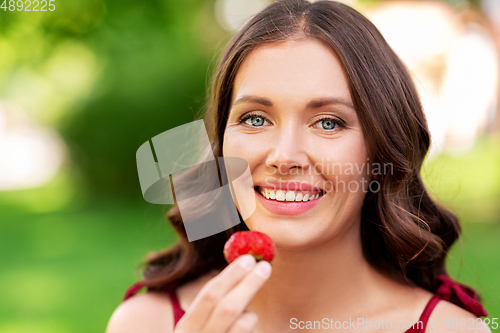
xmin=1 ymin=0 xmax=229 ymax=202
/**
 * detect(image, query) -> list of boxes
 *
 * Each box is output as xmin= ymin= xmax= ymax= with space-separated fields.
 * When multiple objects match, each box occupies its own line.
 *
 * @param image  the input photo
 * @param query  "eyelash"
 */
xmin=237 ymin=112 xmax=346 ymax=130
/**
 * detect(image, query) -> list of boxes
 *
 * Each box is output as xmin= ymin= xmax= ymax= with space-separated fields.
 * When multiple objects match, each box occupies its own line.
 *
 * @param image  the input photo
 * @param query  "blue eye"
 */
xmin=314 ymin=117 xmax=343 ymax=130
xmin=247 ymin=116 xmax=265 ymax=126
xmin=238 ymin=113 xmax=270 ymax=127
xmin=238 ymin=113 xmax=344 ymax=131
xmin=319 ymin=119 xmax=336 ymax=130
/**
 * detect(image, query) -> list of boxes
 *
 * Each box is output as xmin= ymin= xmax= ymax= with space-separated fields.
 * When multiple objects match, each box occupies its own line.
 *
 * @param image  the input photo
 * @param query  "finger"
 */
xmin=175 ymin=254 xmax=256 ymax=332
xmin=227 ymin=310 xmax=259 ymax=333
xmin=203 ymin=260 xmax=271 ymax=333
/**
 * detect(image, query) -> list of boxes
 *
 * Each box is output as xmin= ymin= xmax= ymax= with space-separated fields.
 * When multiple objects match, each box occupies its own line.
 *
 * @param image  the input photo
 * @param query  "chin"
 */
xmin=243 ymin=216 xmax=317 ymax=250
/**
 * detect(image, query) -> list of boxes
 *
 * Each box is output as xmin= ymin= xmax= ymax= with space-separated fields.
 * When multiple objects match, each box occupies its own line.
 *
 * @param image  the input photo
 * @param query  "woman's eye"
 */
xmin=243 ymin=115 xmax=268 ymax=126
xmin=314 ymin=118 xmax=339 ymax=130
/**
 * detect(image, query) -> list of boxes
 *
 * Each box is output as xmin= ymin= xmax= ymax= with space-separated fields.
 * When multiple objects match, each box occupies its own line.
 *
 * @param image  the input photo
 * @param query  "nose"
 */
xmin=265 ymin=124 xmax=310 ymax=176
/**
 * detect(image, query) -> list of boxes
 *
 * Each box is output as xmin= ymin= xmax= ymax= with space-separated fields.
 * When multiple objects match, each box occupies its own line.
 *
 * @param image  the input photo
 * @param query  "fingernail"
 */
xmin=237 ymin=254 xmax=255 ymax=269
xmin=255 ymin=261 xmax=271 ymax=278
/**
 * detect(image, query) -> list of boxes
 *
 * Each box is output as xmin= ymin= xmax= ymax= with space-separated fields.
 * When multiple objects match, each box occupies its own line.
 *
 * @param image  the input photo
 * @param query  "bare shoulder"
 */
xmin=105 ymin=291 xmax=174 ymax=333
xmin=105 ymin=269 xmax=222 ymax=333
xmin=426 ymin=299 xmax=492 ymax=333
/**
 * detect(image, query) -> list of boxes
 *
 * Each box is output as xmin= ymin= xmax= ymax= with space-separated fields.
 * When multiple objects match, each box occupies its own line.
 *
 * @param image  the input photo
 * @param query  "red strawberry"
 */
xmin=223 ymin=231 xmax=275 ymax=264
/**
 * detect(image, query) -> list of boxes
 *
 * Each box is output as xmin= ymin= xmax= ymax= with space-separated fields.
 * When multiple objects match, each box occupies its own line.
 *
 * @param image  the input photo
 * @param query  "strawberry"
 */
xmin=223 ymin=231 xmax=275 ymax=264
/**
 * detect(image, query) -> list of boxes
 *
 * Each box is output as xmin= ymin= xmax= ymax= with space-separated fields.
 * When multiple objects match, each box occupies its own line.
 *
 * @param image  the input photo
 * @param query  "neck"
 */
xmin=248 ymin=219 xmax=407 ymax=329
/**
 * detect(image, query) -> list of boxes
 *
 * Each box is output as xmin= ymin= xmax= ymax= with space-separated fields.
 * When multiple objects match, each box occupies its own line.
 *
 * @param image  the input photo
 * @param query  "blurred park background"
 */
xmin=0 ymin=0 xmax=499 ymax=332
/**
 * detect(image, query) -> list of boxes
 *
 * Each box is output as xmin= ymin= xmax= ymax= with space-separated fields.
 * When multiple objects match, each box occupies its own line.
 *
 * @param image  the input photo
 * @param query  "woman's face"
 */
xmin=223 ymin=38 xmax=372 ymax=249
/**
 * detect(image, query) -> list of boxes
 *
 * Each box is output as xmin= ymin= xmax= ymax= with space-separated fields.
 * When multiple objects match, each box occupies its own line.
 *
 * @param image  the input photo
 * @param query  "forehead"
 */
xmin=231 ymin=38 xmax=352 ymax=106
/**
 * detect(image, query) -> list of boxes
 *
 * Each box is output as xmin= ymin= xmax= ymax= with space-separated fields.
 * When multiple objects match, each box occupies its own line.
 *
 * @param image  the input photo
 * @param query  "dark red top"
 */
xmin=122 ymin=274 xmax=487 ymax=332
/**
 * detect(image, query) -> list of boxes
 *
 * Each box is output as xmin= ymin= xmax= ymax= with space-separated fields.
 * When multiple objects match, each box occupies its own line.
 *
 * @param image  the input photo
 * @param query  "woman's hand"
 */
xmin=174 ymin=254 xmax=271 ymax=333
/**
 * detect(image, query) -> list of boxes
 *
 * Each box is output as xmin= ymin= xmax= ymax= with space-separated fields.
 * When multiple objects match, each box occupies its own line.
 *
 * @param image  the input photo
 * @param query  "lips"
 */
xmin=254 ymin=186 xmax=325 ymax=202
xmin=253 ymin=186 xmax=324 ymax=215
xmin=253 ymin=180 xmax=324 ymax=192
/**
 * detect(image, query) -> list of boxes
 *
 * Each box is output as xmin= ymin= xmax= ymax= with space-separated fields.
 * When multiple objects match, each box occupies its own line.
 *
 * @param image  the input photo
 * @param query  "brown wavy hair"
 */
xmin=138 ymin=0 xmax=478 ymax=307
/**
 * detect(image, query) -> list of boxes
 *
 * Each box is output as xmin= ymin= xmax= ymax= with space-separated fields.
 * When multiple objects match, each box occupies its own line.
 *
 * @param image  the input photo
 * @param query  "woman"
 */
xmin=107 ymin=0 xmax=490 ymax=332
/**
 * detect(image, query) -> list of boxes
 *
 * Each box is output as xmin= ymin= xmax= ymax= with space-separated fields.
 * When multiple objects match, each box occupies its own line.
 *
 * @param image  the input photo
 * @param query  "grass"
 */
xmin=0 ymin=202 xmax=178 ymax=333
xmin=0 ymin=133 xmax=498 ymax=332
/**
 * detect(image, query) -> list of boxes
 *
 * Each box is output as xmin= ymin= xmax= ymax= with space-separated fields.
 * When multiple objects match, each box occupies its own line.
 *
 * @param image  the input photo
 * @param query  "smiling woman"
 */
xmin=224 ymin=39 xmax=370 ymax=228
xmin=107 ymin=1 xmax=491 ymax=332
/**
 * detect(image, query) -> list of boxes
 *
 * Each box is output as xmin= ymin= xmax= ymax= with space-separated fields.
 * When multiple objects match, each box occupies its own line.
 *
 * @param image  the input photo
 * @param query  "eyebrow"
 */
xmin=232 ymin=95 xmax=355 ymax=110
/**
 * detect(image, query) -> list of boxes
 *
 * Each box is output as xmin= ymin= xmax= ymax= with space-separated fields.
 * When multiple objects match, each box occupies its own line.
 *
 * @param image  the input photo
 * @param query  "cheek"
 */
xmin=223 ymin=127 xmax=248 ymax=152
xmin=314 ymin=137 xmax=370 ymax=192
xmin=222 ymin=128 xmax=243 ymax=158
xmin=223 ymin=128 xmax=267 ymax=160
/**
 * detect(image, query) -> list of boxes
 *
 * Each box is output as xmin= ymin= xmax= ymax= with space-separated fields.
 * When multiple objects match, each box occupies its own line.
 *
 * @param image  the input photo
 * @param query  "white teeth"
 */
xmin=276 ymin=190 xmax=286 ymax=201
xmin=258 ymin=187 xmax=323 ymax=202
